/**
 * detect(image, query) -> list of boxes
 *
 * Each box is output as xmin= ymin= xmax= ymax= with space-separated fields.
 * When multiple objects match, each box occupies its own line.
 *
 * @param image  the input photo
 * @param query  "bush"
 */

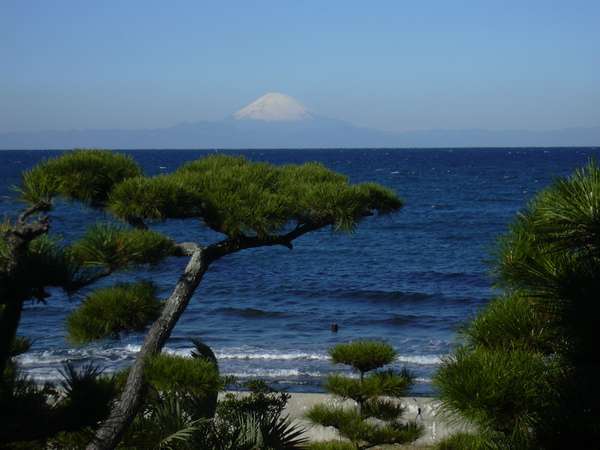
xmin=435 ymin=160 xmax=600 ymax=448
xmin=434 ymin=347 xmax=559 ymax=440
xmin=66 ymin=282 xmax=162 ymax=343
xmin=462 ymin=294 xmax=554 ymax=352
xmin=143 ymin=352 xmax=221 ymax=396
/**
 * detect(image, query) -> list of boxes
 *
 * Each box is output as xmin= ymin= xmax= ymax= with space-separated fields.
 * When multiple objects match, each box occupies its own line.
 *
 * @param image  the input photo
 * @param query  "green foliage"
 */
xmin=22 ymin=234 xmax=79 ymax=292
xmin=204 ymin=384 xmax=307 ymax=450
xmin=325 ymin=369 xmax=412 ymax=404
xmin=308 ymin=341 xmax=419 ymax=448
xmin=107 ymin=154 xmax=402 ymax=237
xmin=329 ymin=340 xmax=397 ymax=375
xmin=523 ymin=160 xmax=600 ymax=258
xmin=57 ymin=362 xmax=119 ymax=432
xmin=121 ymin=373 xmax=306 ymax=450
xmin=306 ymin=404 xmax=362 ymax=435
xmin=67 ymin=282 xmax=162 ymax=343
xmin=436 ymin=160 xmax=600 ymax=449
xmin=120 ymin=392 xmax=206 ymax=450
xmin=70 ymin=224 xmax=175 ymax=271
xmin=362 ymin=397 xmax=405 ymax=421
xmin=18 ymin=149 xmax=141 ymax=206
xmin=462 ymin=294 xmax=554 ymax=352
xmin=1 ymin=233 xmax=80 ymax=301
xmin=306 ymin=404 xmax=419 ymax=447
xmin=143 ymin=352 xmax=222 ymax=396
xmin=1 ymin=361 xmax=117 ymax=447
xmin=108 ymin=175 xmax=204 ymax=223
xmin=434 ymin=347 xmax=559 ymax=440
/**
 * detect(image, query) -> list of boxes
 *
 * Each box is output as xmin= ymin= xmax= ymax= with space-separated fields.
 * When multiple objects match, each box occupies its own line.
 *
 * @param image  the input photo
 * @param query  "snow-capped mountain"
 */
xmin=233 ymin=93 xmax=313 ymax=122
xmin=1 ymin=93 xmax=599 ymax=149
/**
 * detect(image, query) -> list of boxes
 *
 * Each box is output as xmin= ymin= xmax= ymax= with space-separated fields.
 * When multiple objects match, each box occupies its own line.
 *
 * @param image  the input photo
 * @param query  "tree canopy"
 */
xmin=21 ymin=151 xmax=401 ymax=237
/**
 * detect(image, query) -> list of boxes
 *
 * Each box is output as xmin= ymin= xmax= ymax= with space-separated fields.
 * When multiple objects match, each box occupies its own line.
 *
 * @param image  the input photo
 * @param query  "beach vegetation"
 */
xmin=435 ymin=160 xmax=600 ymax=449
xmin=1 ymin=361 xmax=118 ymax=447
xmin=307 ymin=340 xmax=421 ymax=449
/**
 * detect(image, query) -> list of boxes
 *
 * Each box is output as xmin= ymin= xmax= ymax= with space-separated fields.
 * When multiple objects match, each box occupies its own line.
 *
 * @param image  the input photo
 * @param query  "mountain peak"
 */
xmin=233 ymin=92 xmax=312 ymax=122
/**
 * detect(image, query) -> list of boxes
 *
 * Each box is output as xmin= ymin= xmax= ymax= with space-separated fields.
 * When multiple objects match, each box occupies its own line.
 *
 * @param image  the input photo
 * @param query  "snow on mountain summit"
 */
xmin=233 ymin=93 xmax=312 ymax=122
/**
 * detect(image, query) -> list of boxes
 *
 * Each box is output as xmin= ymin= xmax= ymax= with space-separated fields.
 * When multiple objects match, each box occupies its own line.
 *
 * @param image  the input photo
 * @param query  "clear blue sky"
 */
xmin=2 ymin=0 xmax=599 ymax=133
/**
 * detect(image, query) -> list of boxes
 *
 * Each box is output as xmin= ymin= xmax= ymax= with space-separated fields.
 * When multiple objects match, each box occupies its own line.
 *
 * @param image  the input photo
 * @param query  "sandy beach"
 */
xmin=221 ymin=392 xmax=471 ymax=447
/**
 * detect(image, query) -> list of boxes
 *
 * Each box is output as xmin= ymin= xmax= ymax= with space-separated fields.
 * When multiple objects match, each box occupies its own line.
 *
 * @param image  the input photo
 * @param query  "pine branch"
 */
xmin=205 ymin=220 xmax=331 ymax=261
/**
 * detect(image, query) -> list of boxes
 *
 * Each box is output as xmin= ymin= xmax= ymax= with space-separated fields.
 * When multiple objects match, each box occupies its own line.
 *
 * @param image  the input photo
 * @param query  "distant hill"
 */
xmin=1 ymin=93 xmax=599 ymax=149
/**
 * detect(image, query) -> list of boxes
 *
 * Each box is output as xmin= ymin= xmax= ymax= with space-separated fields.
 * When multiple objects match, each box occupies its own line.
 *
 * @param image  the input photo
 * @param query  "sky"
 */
xmin=1 ymin=0 xmax=599 ymax=133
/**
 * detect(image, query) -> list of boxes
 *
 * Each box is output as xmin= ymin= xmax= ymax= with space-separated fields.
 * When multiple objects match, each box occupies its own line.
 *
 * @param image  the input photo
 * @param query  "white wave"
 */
xmin=414 ymin=377 xmax=432 ymax=383
xmin=15 ymin=343 xmax=443 ymax=371
xmin=396 ymin=355 xmax=443 ymax=365
xmin=216 ymin=351 xmax=328 ymax=361
xmin=224 ymin=369 xmax=322 ymax=378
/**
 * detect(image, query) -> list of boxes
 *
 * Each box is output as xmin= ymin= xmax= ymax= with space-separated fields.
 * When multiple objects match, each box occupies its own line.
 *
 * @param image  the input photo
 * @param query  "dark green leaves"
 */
xmin=66 ymin=282 xmax=162 ymax=343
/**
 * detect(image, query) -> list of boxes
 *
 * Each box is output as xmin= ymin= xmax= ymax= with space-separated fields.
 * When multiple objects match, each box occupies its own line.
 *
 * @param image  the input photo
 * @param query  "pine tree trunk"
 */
xmin=0 ymin=298 xmax=24 ymax=375
xmin=86 ymin=248 xmax=210 ymax=450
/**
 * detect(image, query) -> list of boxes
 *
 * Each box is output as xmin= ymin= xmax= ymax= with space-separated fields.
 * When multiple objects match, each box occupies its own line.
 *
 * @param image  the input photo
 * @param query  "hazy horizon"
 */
xmin=2 ymin=0 xmax=600 ymax=135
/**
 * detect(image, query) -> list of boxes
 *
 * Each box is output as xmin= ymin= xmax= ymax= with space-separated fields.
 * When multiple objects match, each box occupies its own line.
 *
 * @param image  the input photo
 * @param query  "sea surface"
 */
xmin=2 ymin=148 xmax=599 ymax=395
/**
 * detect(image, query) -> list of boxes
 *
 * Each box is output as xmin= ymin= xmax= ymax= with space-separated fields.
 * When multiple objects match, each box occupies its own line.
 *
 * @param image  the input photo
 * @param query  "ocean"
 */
xmin=2 ymin=147 xmax=599 ymax=396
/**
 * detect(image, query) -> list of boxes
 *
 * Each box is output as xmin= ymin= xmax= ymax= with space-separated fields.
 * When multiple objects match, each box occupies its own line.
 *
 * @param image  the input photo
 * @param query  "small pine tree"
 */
xmin=307 ymin=340 xmax=421 ymax=449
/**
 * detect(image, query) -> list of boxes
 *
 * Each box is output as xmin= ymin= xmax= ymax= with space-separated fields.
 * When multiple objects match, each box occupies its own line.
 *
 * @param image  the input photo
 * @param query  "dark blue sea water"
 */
xmin=2 ymin=148 xmax=600 ymax=395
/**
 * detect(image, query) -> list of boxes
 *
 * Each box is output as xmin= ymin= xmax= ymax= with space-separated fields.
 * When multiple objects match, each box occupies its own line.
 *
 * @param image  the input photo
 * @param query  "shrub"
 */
xmin=435 ymin=160 xmax=600 ymax=448
xmin=143 ymin=352 xmax=221 ymax=397
xmin=307 ymin=340 xmax=420 ymax=448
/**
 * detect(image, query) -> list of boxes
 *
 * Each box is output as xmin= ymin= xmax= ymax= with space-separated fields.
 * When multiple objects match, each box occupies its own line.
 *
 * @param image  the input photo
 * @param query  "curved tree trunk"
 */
xmin=87 ymin=248 xmax=209 ymax=450
xmin=0 ymin=298 xmax=24 ymax=375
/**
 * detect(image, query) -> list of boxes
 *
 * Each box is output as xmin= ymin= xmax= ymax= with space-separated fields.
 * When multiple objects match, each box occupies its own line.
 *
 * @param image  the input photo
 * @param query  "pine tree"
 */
xmin=1 ymin=149 xmax=403 ymax=449
xmin=307 ymin=341 xmax=421 ymax=448
xmin=434 ymin=160 xmax=600 ymax=449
